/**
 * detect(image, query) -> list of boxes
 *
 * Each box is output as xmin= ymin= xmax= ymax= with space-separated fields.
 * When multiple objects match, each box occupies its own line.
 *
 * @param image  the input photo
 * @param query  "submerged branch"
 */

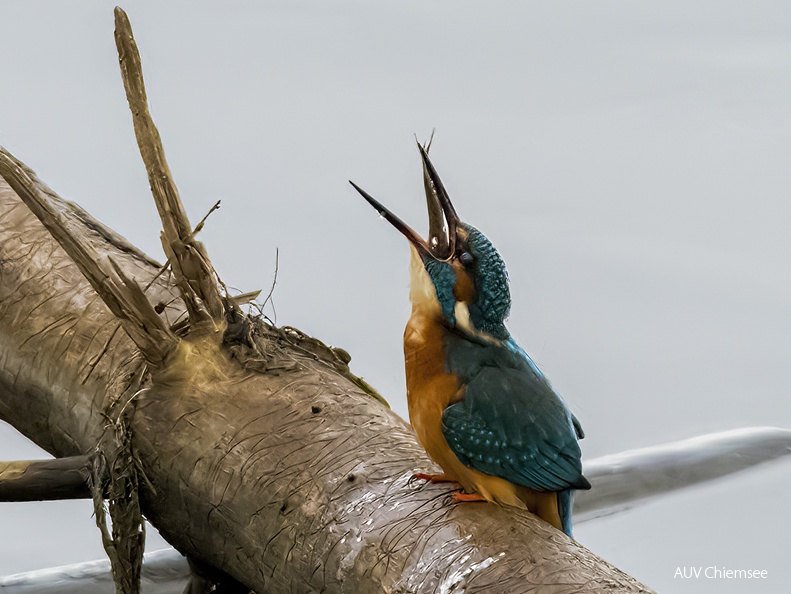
xmin=0 ymin=456 xmax=92 ymax=502
xmin=575 ymin=426 xmax=791 ymax=522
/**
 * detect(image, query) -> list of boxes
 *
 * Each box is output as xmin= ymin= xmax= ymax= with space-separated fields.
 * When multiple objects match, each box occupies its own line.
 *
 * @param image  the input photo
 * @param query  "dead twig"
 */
xmin=144 ymin=199 xmax=222 ymax=292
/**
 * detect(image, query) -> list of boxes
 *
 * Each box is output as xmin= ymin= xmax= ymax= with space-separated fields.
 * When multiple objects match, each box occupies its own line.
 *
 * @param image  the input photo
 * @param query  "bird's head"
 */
xmin=351 ymin=143 xmax=511 ymax=342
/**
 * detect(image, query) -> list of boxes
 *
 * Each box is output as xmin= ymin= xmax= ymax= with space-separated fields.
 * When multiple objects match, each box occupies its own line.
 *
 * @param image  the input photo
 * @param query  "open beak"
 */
xmin=418 ymin=142 xmax=459 ymax=260
xmin=350 ymin=143 xmax=460 ymax=262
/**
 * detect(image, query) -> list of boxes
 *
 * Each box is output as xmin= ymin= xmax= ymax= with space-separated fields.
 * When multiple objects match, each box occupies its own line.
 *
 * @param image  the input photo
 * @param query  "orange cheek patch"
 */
xmin=453 ymin=265 xmax=475 ymax=303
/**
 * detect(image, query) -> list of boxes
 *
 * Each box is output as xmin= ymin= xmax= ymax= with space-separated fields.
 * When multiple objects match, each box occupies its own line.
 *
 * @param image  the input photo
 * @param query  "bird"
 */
xmin=350 ymin=142 xmax=590 ymax=537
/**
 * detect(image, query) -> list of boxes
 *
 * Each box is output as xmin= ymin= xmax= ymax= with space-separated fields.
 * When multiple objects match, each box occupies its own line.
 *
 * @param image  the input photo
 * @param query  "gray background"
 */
xmin=1 ymin=2 xmax=790 ymax=592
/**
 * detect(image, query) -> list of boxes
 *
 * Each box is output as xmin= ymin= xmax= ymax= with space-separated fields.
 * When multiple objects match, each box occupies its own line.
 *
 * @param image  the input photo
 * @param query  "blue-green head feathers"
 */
xmin=423 ymin=259 xmax=457 ymax=323
xmin=461 ymin=224 xmax=511 ymax=340
xmin=421 ymin=223 xmax=511 ymax=341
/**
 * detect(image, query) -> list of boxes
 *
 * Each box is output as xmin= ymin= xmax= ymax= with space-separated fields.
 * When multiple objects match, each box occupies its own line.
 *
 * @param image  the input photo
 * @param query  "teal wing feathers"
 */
xmin=441 ymin=334 xmax=590 ymax=493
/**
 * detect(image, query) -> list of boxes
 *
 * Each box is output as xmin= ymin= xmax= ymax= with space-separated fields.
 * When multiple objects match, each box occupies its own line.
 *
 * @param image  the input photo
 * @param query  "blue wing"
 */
xmin=442 ymin=335 xmax=589 ymax=493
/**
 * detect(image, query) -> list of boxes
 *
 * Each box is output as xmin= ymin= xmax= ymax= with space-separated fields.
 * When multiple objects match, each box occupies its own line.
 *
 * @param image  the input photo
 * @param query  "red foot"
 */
xmin=411 ymin=473 xmax=458 ymax=484
xmin=452 ymin=492 xmax=488 ymax=503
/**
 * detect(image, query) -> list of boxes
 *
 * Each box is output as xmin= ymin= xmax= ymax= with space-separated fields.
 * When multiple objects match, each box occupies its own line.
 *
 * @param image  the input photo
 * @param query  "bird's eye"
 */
xmin=459 ymin=252 xmax=474 ymax=266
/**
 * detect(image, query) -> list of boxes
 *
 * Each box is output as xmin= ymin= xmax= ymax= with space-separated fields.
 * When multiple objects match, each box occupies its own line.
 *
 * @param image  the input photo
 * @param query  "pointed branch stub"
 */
xmin=113 ymin=7 xmax=225 ymax=330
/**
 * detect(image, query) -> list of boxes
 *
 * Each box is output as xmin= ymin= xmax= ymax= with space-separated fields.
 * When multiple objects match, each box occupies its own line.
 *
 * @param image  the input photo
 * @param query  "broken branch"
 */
xmin=0 ymin=456 xmax=92 ymax=502
xmin=0 ymin=148 xmax=176 ymax=366
xmin=114 ymin=7 xmax=225 ymax=329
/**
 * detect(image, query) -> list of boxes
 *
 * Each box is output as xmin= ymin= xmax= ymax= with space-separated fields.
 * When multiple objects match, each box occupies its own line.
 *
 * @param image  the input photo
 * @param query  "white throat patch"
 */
xmin=454 ymin=301 xmax=500 ymax=344
xmin=408 ymin=246 xmax=442 ymax=315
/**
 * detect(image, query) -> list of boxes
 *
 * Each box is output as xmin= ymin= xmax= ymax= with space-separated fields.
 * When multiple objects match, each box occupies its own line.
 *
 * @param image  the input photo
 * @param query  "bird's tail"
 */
xmin=558 ymin=489 xmax=574 ymax=537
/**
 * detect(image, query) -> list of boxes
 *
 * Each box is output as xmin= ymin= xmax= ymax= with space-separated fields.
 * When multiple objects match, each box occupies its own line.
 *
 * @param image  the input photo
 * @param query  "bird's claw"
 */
xmin=411 ymin=472 xmax=458 ymax=484
xmin=451 ymin=492 xmax=488 ymax=503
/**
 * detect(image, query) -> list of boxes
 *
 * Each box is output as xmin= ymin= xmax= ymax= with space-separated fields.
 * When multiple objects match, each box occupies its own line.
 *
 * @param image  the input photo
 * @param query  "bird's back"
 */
xmin=442 ymin=333 xmax=588 ymax=489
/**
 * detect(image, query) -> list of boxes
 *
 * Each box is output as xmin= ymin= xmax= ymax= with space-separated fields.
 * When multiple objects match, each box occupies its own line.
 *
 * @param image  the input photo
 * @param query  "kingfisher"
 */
xmin=350 ymin=143 xmax=590 ymax=537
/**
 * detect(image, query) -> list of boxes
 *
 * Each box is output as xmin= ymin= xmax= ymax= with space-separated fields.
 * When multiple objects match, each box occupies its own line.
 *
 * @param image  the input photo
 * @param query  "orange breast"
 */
xmin=403 ymin=313 xmax=462 ymax=475
xmin=403 ymin=313 xmax=562 ymax=527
